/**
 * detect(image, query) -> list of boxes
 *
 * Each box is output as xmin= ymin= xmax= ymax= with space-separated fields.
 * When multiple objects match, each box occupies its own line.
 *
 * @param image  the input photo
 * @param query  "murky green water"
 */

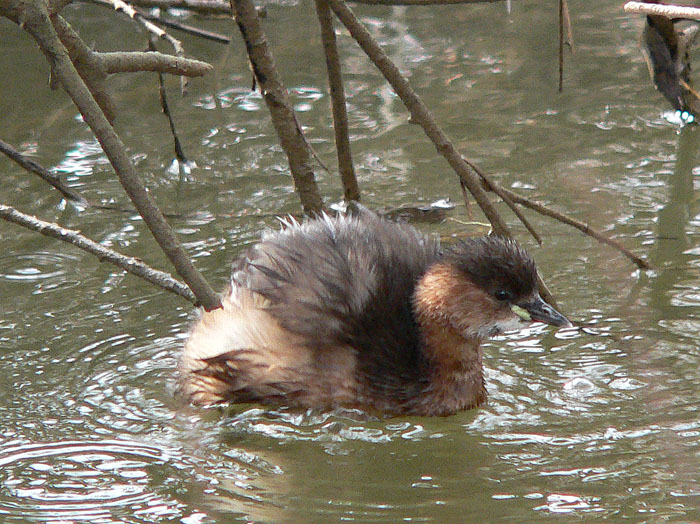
xmin=2 ymin=1 xmax=700 ymax=521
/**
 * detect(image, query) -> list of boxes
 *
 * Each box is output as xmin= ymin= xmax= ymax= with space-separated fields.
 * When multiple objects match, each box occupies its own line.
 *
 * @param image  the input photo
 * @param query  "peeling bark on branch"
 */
xmin=95 ymin=0 xmax=234 ymax=14
xmin=624 ymin=1 xmax=700 ymax=20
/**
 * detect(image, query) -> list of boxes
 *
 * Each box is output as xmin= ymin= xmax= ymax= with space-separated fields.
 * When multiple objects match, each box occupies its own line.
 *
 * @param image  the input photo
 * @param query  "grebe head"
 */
xmin=415 ymin=236 xmax=571 ymax=341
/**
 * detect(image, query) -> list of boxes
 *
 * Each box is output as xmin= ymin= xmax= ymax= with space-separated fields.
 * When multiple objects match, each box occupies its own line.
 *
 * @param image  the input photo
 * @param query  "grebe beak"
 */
xmin=512 ymin=295 xmax=572 ymax=328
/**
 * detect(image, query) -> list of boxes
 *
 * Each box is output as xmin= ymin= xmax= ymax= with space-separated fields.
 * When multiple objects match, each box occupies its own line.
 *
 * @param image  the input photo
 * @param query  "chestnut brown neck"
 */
xmin=411 ymin=263 xmax=488 ymax=415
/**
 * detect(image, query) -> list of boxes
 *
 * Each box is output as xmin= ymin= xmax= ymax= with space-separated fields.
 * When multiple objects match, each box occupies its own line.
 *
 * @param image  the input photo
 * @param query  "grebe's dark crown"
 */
xmin=443 ymin=236 xmax=538 ymax=302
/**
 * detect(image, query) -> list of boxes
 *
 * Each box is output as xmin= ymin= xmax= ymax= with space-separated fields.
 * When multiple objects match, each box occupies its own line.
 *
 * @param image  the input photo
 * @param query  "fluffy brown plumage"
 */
xmin=179 ymin=206 xmax=570 ymax=416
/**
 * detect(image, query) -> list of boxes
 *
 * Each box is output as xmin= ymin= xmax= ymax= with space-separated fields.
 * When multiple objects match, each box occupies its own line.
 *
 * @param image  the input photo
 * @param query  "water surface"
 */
xmin=2 ymin=1 xmax=700 ymax=521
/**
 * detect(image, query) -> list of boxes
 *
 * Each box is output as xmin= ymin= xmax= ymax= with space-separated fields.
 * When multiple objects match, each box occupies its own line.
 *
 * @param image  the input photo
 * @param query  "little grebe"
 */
xmin=179 ymin=206 xmax=570 ymax=416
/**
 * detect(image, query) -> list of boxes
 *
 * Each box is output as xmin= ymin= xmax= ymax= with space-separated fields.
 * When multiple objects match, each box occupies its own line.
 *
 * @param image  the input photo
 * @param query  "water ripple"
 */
xmin=0 ymin=252 xmax=82 ymax=293
xmin=0 ymin=439 xmax=184 ymax=523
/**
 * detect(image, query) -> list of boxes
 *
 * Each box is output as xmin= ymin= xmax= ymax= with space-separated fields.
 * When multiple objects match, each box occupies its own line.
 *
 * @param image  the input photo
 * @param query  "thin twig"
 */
xmin=108 ymin=0 xmax=183 ymax=54
xmin=89 ymin=0 xmax=231 ymax=43
xmin=563 ymin=0 xmax=574 ymax=52
xmin=0 ymin=138 xmax=88 ymax=205
xmin=294 ymin=111 xmax=330 ymax=172
xmin=140 ymin=12 xmax=230 ymax=44
xmin=493 ymin=185 xmax=652 ymax=270
xmin=459 ymin=179 xmax=473 ymax=220
xmin=314 ymin=0 xmax=360 ymax=202
xmin=558 ymin=0 xmax=564 ymax=92
xmin=558 ymin=0 xmax=573 ymax=91
xmin=624 ymin=1 xmax=700 ymax=20
xmin=463 ymin=158 xmax=542 ymax=244
xmin=0 ymin=203 xmax=197 ymax=304
xmin=100 ymin=0 xmax=234 ymax=14
xmin=149 ymin=37 xmax=187 ymax=164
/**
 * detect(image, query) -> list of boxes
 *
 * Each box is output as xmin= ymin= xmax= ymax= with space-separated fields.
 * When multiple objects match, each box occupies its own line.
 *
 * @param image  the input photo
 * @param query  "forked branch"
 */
xmin=5 ymin=0 xmax=221 ymax=310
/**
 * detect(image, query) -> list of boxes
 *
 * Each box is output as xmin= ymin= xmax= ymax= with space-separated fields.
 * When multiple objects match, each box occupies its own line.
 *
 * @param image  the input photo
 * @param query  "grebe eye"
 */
xmin=495 ymin=290 xmax=509 ymax=301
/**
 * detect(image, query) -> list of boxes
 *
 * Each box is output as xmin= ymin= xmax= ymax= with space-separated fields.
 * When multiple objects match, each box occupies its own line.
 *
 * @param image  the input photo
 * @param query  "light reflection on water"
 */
xmin=0 ymin=440 xmax=186 ymax=523
xmin=4 ymin=0 xmax=700 ymax=522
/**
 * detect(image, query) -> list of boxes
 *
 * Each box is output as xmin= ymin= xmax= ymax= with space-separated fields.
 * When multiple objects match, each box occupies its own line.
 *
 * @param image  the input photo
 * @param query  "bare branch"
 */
xmin=98 ymin=51 xmax=212 ymax=76
xmin=97 ymin=0 xmax=234 ymax=14
xmin=0 ymin=203 xmax=198 ymax=304
xmin=462 ymin=158 xmax=542 ymax=244
xmin=106 ymin=0 xmax=192 ymax=92
xmin=86 ymin=0 xmax=231 ymax=43
xmin=108 ymin=0 xmax=184 ymax=54
xmin=149 ymin=36 xmax=188 ymax=164
xmin=315 ymin=0 xmax=360 ymax=202
xmin=0 ymin=138 xmax=88 ymax=206
xmin=559 ymin=0 xmax=564 ymax=92
xmin=140 ymin=12 xmax=230 ymax=44
xmin=231 ymin=0 xmax=325 ymax=214
xmin=52 ymin=14 xmax=117 ymax=123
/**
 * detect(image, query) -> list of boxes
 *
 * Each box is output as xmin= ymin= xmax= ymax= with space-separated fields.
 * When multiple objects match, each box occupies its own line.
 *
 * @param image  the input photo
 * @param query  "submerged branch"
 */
xmin=0 ymin=204 xmax=197 ymax=304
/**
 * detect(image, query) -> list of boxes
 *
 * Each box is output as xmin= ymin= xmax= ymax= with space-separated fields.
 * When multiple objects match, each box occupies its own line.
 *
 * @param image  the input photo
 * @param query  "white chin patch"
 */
xmin=475 ymin=317 xmax=526 ymax=339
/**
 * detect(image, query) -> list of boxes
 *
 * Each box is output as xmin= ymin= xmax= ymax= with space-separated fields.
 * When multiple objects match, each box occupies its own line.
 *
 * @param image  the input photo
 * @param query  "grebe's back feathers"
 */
xmin=230 ymin=206 xmax=441 ymax=392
